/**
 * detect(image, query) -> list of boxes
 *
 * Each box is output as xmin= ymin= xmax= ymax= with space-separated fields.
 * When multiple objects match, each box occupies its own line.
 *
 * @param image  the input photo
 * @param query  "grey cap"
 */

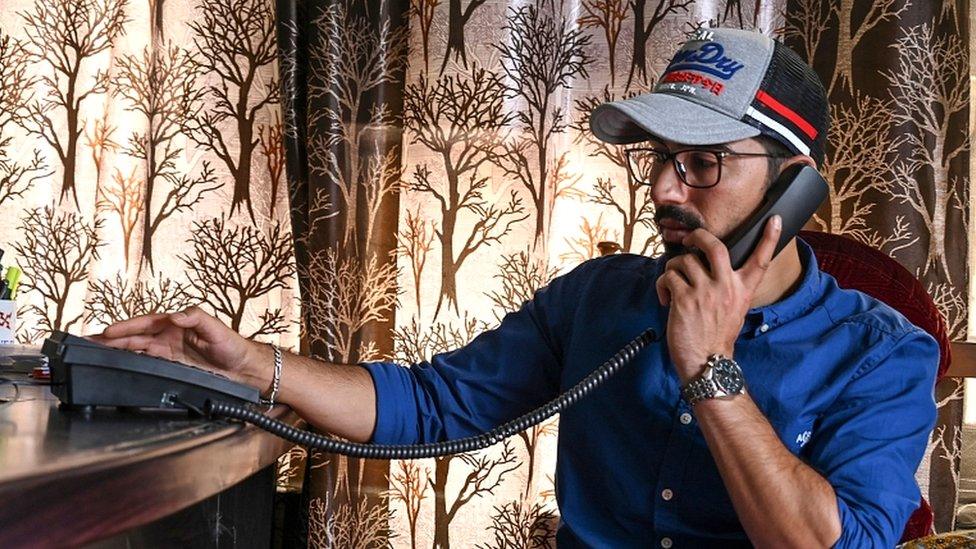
xmin=590 ymin=27 xmax=828 ymax=162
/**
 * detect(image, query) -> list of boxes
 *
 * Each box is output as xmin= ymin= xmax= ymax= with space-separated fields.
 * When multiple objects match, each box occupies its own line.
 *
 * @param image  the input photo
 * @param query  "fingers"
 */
xmin=100 ymin=313 xmax=172 ymax=339
xmin=665 ymin=253 xmax=709 ymax=287
xmin=658 ymin=250 xmax=709 ymax=306
xmin=739 ymin=215 xmax=782 ymax=288
xmin=94 ymin=334 xmax=158 ymax=354
xmin=98 ymin=306 xmax=227 ymax=349
xmin=681 ymin=229 xmax=732 ymax=280
xmin=655 ymin=269 xmax=689 ymax=307
xmin=168 ymin=306 xmax=227 ymax=344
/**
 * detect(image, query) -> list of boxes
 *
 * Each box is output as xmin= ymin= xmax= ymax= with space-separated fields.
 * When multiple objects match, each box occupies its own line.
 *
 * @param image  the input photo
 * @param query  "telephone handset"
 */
xmin=722 ymin=164 xmax=829 ymax=269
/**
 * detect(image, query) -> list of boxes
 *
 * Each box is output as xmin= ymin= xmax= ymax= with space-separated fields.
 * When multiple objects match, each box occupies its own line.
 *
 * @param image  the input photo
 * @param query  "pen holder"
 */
xmin=0 ymin=300 xmax=16 ymax=345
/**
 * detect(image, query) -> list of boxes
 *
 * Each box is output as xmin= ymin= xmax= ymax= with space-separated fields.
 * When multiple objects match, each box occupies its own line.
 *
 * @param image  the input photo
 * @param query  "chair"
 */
xmin=799 ymin=230 xmax=952 ymax=542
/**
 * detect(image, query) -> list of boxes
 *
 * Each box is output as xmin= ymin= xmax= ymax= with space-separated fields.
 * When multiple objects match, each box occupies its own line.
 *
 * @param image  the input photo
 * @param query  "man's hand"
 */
xmin=89 ymin=306 xmax=264 ymax=386
xmin=655 ymin=215 xmax=782 ymax=383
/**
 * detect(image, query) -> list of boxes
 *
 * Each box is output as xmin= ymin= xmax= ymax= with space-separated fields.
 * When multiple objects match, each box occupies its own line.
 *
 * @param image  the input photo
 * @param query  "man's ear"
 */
xmin=780 ymin=154 xmax=817 ymax=171
xmin=764 ymin=154 xmax=816 ymax=190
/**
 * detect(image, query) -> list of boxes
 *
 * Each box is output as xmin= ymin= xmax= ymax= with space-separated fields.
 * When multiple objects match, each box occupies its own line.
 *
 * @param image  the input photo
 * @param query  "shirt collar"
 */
xmin=742 ymin=236 xmax=822 ymax=336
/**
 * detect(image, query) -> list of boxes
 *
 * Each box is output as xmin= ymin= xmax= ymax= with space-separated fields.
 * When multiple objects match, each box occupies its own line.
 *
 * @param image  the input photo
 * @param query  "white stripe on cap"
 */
xmin=745 ymin=106 xmax=811 ymax=156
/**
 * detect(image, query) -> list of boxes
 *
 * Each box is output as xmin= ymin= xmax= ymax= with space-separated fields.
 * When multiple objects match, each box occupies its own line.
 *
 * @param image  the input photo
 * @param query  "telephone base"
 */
xmin=43 ymin=331 xmax=260 ymax=413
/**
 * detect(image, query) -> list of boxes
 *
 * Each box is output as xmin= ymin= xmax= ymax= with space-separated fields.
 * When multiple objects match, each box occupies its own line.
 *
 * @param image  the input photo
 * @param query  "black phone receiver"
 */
xmin=722 ymin=164 xmax=829 ymax=270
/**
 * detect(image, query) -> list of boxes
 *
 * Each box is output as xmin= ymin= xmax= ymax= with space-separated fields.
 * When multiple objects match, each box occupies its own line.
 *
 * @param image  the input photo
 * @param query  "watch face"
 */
xmin=713 ymin=358 xmax=744 ymax=394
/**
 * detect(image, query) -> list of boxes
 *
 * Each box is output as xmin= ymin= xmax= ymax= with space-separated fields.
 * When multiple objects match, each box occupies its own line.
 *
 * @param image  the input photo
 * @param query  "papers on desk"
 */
xmin=0 ymin=348 xmax=48 ymax=377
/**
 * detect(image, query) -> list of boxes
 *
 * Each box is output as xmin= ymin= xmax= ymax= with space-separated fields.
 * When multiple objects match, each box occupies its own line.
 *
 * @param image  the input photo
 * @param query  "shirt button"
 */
xmin=759 ymin=323 xmax=770 ymax=333
xmin=661 ymin=537 xmax=673 ymax=548
xmin=662 ymin=488 xmax=673 ymax=501
xmin=679 ymin=413 xmax=693 ymax=425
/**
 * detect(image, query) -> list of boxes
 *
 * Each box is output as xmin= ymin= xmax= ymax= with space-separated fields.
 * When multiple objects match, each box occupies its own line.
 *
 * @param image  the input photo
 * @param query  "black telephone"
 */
xmin=44 ymin=331 xmax=260 ymax=412
xmin=44 ymin=165 xmax=828 ymax=460
xmin=723 ymin=164 xmax=829 ymax=269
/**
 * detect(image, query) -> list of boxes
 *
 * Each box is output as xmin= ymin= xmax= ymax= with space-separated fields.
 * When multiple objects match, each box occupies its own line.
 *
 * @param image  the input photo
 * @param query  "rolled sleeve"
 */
xmin=362 ymin=361 xmax=420 ymax=444
xmin=804 ymin=329 xmax=939 ymax=548
xmin=362 ymin=261 xmax=595 ymax=445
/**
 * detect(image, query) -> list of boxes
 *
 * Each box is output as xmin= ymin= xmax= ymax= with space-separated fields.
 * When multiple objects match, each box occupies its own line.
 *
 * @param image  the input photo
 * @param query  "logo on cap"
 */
xmin=691 ymin=28 xmax=714 ymax=41
xmin=666 ymin=42 xmax=745 ymax=80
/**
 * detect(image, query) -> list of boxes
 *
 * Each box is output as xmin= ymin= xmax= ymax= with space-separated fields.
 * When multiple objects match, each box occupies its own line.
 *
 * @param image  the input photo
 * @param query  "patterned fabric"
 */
xmin=0 ymin=6 xmax=298 ymax=352
xmin=0 ymin=0 xmax=967 ymax=545
xmin=785 ymin=2 xmax=971 ymax=531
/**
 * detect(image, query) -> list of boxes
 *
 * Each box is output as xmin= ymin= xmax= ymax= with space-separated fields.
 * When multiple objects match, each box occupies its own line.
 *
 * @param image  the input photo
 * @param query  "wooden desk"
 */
xmin=947 ymin=342 xmax=976 ymax=378
xmin=0 ymin=347 xmax=299 ymax=548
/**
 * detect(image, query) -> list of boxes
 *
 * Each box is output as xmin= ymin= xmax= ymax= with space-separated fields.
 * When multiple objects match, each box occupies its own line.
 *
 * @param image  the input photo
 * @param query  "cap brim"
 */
xmin=590 ymin=93 xmax=760 ymax=146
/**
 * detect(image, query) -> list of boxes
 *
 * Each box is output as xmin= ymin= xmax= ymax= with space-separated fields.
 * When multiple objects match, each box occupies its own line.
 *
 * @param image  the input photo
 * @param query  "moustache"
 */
xmin=653 ymin=205 xmax=704 ymax=230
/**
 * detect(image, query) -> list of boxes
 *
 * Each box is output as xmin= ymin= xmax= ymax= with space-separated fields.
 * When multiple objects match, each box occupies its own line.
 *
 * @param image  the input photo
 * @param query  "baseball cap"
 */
xmin=589 ymin=27 xmax=829 ymax=165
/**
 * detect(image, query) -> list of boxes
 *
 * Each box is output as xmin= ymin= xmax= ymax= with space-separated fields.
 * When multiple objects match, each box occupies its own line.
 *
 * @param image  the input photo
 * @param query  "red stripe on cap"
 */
xmin=755 ymin=90 xmax=817 ymax=140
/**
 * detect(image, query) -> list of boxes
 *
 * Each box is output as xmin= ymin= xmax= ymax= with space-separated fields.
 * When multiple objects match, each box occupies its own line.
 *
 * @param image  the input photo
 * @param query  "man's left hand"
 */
xmin=655 ymin=215 xmax=782 ymax=383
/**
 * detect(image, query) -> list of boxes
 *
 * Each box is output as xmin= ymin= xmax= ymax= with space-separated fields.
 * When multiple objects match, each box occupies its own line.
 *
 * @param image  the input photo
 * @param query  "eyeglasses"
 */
xmin=624 ymin=146 xmax=791 ymax=189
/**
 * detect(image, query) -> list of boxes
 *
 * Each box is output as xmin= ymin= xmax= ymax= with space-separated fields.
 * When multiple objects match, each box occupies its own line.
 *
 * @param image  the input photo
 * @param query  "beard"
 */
xmin=655 ymin=205 xmax=706 ymax=260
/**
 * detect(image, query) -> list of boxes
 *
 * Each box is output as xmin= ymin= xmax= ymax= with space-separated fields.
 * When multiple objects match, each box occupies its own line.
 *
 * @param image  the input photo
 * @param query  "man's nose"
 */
xmin=650 ymin=159 xmax=690 ymax=205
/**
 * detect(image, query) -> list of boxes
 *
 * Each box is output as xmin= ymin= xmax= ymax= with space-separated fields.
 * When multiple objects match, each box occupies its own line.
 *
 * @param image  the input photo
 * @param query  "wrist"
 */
xmin=676 ymin=349 xmax=734 ymax=385
xmin=681 ymin=353 xmax=746 ymax=407
xmin=242 ymin=339 xmax=275 ymax=392
xmin=694 ymin=388 xmax=750 ymax=414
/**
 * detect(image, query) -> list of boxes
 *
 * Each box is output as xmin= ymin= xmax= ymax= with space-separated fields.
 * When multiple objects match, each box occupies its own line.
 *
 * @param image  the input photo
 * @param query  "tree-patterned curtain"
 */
xmin=278 ymin=0 xmax=970 ymax=545
xmin=0 ymin=0 xmax=301 ymax=493
xmin=0 ymin=0 xmax=967 ymax=546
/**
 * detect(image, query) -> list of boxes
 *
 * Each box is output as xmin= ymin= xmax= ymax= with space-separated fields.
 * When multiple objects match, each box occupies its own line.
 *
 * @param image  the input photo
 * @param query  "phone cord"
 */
xmin=205 ymin=327 xmax=658 ymax=460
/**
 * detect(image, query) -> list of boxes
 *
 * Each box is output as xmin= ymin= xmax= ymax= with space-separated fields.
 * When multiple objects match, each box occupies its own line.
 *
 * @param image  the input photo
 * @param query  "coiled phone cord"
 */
xmin=204 ymin=327 xmax=659 ymax=460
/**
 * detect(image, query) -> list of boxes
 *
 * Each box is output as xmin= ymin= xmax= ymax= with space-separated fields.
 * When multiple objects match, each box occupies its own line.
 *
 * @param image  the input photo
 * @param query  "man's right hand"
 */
xmin=90 ymin=306 xmax=262 ymax=386
xmin=92 ymin=306 xmax=378 ymax=441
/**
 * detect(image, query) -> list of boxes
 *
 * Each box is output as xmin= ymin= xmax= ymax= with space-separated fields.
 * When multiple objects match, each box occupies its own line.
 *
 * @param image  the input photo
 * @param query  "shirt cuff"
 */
xmin=361 ymin=361 xmax=419 ymax=445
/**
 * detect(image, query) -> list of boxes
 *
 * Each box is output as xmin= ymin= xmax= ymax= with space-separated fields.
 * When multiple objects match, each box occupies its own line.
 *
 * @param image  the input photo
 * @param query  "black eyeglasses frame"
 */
xmin=623 ymin=146 xmax=792 ymax=189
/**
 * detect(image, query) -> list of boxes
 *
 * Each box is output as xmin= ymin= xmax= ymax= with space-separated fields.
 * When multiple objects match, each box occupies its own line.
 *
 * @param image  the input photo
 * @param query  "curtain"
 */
xmin=277 ymin=0 xmax=408 ymax=545
xmin=0 ymin=0 xmax=299 ymax=481
xmin=0 ymin=0 xmax=962 ymax=546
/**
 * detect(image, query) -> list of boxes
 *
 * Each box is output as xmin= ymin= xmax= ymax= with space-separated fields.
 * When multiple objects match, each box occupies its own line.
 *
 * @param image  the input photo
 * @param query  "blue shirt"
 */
xmin=364 ymin=239 xmax=939 ymax=547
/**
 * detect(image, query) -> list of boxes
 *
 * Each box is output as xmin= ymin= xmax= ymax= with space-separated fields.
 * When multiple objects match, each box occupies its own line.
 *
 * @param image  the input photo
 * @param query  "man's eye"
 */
xmin=688 ymin=152 xmax=718 ymax=169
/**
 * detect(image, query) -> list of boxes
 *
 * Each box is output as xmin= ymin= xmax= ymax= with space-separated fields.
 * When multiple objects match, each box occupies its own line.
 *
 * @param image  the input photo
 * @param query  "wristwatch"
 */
xmin=681 ymin=354 xmax=746 ymax=406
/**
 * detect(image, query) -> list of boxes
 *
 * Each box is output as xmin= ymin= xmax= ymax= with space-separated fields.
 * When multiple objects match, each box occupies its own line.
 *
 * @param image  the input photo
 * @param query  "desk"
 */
xmin=0 ymin=346 xmax=300 ymax=548
xmin=947 ymin=342 xmax=976 ymax=378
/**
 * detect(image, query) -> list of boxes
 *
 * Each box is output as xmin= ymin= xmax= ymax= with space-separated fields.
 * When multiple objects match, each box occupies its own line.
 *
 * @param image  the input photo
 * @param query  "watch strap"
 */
xmin=681 ymin=376 xmax=717 ymax=406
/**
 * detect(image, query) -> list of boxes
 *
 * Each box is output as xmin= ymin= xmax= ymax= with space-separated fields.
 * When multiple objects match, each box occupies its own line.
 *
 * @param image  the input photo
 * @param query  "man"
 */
xmin=96 ymin=28 xmax=937 ymax=547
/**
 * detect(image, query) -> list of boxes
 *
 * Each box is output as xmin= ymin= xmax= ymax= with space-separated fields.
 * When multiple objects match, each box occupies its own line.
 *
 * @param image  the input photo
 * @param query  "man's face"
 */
xmin=647 ymin=136 xmax=773 ymax=259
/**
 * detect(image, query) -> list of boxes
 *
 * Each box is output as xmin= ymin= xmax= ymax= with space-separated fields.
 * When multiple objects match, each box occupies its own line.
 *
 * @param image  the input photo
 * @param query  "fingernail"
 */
xmin=172 ymin=312 xmax=187 ymax=320
xmin=772 ymin=215 xmax=782 ymax=230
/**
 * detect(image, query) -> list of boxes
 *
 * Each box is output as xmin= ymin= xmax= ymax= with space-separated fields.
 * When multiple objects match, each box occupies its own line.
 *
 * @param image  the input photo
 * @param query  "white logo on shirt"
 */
xmin=796 ymin=430 xmax=812 ymax=448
